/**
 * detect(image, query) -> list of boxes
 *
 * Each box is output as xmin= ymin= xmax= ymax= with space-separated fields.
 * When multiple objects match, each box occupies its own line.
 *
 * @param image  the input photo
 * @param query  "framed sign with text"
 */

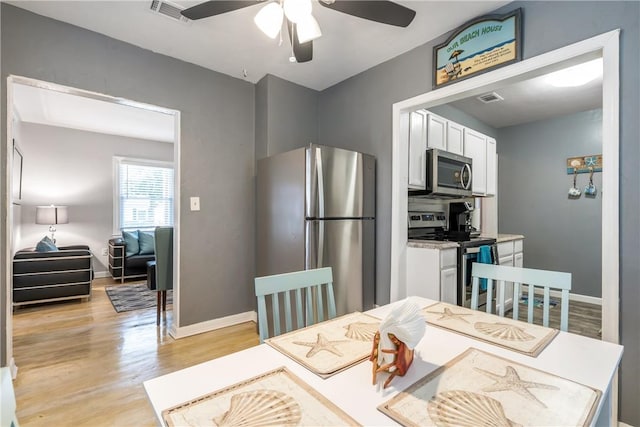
xmin=433 ymin=9 xmax=522 ymax=88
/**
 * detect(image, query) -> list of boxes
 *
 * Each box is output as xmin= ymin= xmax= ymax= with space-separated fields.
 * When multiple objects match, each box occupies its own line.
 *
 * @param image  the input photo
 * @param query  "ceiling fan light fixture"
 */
xmin=283 ymin=0 xmax=312 ymax=23
xmin=254 ymin=2 xmax=284 ymax=39
xmin=296 ymin=15 xmax=322 ymax=43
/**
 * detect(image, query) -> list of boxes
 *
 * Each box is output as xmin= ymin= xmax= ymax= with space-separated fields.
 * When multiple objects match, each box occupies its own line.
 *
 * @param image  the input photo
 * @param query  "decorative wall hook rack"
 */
xmin=566 ymin=154 xmax=602 ymax=174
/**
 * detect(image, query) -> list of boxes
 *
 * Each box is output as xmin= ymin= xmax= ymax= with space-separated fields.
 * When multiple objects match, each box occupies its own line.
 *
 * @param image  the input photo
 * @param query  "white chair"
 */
xmin=470 ymin=262 xmax=572 ymax=331
xmin=254 ymin=267 xmax=336 ymax=343
xmin=1 ymin=367 xmax=20 ymax=427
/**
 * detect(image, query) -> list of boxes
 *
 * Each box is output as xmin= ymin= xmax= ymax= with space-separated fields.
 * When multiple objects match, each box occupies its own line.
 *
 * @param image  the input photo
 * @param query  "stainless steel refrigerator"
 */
xmin=256 ymin=144 xmax=375 ymax=315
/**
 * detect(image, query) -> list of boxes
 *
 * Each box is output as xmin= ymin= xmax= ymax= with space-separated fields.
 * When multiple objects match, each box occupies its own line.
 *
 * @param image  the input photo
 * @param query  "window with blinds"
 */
xmin=115 ymin=158 xmax=174 ymax=231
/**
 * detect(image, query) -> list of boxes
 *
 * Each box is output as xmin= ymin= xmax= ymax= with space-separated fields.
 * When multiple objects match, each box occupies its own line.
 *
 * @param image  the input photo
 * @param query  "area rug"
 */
xmin=105 ymin=283 xmax=173 ymax=313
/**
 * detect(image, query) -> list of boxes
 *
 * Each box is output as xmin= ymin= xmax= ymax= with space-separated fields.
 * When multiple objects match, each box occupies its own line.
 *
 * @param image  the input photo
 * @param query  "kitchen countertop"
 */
xmin=407 ymin=240 xmax=459 ymax=249
xmin=408 ymin=233 xmax=524 ymax=249
xmin=493 ymin=233 xmax=525 ymax=243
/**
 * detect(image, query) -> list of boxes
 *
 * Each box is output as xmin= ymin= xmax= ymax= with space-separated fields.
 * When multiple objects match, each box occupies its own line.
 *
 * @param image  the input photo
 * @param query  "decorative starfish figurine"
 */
xmin=585 ymin=156 xmax=597 ymax=166
xmin=427 ymin=307 xmax=472 ymax=323
xmin=293 ymin=333 xmax=349 ymax=358
xmin=474 ymin=365 xmax=559 ymax=408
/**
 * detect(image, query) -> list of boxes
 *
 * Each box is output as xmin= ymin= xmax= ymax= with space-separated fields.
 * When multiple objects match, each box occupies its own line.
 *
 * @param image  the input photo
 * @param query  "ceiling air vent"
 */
xmin=150 ymin=0 xmax=190 ymax=23
xmin=477 ymin=92 xmax=504 ymax=104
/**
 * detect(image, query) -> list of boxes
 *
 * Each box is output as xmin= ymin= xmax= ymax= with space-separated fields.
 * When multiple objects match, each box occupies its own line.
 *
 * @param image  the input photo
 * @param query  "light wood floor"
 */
xmin=12 ymin=277 xmax=260 ymax=426
xmin=508 ymin=298 xmax=602 ymax=339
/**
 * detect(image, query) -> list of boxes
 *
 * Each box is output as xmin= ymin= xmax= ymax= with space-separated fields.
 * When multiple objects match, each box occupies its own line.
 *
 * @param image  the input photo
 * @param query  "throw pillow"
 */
xmin=138 ymin=230 xmax=155 ymax=255
xmin=122 ymin=230 xmax=139 ymax=257
xmin=35 ymin=236 xmax=58 ymax=252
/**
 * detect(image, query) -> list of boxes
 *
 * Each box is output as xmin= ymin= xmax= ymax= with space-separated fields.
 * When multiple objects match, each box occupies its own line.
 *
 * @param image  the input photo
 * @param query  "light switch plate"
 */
xmin=190 ymin=197 xmax=200 ymax=211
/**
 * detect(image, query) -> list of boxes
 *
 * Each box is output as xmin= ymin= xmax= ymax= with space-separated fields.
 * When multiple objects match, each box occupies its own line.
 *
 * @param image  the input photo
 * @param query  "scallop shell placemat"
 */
xmin=266 ymin=312 xmax=380 ymax=378
xmin=162 ymin=366 xmax=360 ymax=427
xmin=421 ymin=302 xmax=558 ymax=357
xmin=379 ymin=347 xmax=601 ymax=427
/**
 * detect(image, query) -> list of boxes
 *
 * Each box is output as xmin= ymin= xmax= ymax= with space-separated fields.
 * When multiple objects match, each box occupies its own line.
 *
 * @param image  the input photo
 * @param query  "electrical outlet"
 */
xmin=101 ymin=248 xmax=108 ymax=256
xmin=190 ymin=196 xmax=201 ymax=211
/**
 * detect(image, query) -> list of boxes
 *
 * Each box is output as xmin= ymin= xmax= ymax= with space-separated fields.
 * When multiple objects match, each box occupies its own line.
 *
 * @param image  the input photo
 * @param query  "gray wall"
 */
xmin=1 ymin=5 xmax=256 ymax=334
xmin=498 ymin=109 xmax=602 ymax=297
xmin=317 ymin=2 xmax=639 ymax=423
xmin=16 ymin=122 xmax=174 ymax=275
xmin=255 ymin=74 xmax=318 ymax=160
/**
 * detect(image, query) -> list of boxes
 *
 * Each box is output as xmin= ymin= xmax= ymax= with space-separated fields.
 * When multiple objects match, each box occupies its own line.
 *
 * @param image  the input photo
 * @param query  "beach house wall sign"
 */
xmin=433 ymin=8 xmax=522 ymax=88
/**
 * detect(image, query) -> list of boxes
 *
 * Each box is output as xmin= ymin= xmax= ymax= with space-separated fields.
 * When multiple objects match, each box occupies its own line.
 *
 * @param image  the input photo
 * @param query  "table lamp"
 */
xmin=36 ymin=205 xmax=68 ymax=243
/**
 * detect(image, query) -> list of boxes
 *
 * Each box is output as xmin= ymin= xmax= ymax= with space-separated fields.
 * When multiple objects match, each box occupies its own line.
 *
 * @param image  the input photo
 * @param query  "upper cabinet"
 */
xmin=426 ymin=113 xmax=447 ymax=151
xmin=446 ymin=121 xmax=464 ymax=155
xmin=408 ymin=111 xmax=427 ymax=189
xmin=406 ymin=109 xmax=496 ymax=197
xmin=463 ymin=128 xmax=487 ymax=196
xmin=486 ymin=137 xmax=497 ymax=196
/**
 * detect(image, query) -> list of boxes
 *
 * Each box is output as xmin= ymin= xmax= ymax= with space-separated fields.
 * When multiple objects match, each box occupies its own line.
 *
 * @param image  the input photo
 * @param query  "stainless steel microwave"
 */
xmin=411 ymin=149 xmax=473 ymax=198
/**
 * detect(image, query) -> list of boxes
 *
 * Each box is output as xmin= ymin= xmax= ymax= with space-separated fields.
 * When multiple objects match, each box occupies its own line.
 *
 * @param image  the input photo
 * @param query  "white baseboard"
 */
xmin=93 ymin=271 xmax=109 ymax=279
xmin=169 ymin=311 xmax=257 ymax=339
xmin=529 ymin=289 xmax=602 ymax=306
xmin=618 ymin=422 xmax=633 ymax=427
xmin=568 ymin=292 xmax=602 ymax=305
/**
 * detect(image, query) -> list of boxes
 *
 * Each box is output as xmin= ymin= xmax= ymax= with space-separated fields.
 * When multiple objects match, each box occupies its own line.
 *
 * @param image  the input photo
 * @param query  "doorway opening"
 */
xmin=391 ymin=30 xmax=619 ymax=343
xmin=4 ymin=75 xmax=182 ymax=372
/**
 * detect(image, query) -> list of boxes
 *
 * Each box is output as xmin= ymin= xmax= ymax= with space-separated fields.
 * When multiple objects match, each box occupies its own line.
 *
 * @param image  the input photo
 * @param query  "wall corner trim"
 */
xmin=169 ymin=311 xmax=257 ymax=339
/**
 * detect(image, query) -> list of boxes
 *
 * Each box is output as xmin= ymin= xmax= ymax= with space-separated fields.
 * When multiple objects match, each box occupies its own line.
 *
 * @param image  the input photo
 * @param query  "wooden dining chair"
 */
xmin=470 ymin=262 xmax=572 ymax=331
xmin=254 ymin=267 xmax=336 ymax=343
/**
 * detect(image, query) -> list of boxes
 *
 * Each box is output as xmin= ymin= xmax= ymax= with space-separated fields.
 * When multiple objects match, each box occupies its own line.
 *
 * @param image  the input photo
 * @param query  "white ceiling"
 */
xmin=12 ymin=83 xmax=176 ymax=142
xmin=8 ymin=0 xmax=602 ymax=138
xmin=449 ymin=58 xmax=603 ymax=128
xmin=7 ymin=0 xmax=510 ymax=91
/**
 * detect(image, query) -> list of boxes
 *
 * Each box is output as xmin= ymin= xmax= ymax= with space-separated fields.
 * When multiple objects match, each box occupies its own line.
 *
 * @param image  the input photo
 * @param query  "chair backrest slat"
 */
xmin=255 ymin=267 xmax=336 ymax=343
xmin=470 ymin=263 xmax=572 ymax=332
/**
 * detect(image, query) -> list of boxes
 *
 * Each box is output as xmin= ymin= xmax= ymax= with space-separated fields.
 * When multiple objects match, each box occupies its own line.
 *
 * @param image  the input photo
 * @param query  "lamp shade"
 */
xmin=36 ymin=206 xmax=69 ymax=225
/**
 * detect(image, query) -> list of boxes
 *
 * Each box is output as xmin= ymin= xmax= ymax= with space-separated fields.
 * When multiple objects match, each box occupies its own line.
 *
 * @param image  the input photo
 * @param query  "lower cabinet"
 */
xmin=407 ymin=246 xmax=457 ymax=304
xmin=496 ymin=238 xmax=525 ymax=311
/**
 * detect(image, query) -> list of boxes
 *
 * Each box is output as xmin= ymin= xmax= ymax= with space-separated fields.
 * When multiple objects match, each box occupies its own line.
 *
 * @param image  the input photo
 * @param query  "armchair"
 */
xmin=146 ymin=226 xmax=173 ymax=325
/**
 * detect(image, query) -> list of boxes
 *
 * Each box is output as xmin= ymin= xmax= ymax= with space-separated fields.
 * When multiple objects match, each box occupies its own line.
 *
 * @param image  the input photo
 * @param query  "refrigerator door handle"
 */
xmin=315 ymin=147 xmax=325 ymax=219
xmin=305 ymin=220 xmax=325 ymax=269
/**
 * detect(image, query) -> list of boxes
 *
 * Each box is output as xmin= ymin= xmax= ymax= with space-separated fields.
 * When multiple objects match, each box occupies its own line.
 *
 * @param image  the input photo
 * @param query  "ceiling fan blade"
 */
xmin=181 ymin=1 xmax=259 ymax=20
xmin=319 ymin=0 xmax=415 ymax=27
xmin=286 ymin=20 xmax=313 ymax=63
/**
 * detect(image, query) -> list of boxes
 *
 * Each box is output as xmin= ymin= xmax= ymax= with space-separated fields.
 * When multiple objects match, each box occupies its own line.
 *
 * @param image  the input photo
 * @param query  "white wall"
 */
xmin=16 ymin=122 xmax=173 ymax=274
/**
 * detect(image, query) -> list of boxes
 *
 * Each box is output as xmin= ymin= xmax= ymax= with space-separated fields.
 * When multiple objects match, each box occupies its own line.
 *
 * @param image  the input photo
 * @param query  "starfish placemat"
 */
xmin=421 ymin=302 xmax=559 ymax=357
xmin=378 ymin=347 xmax=601 ymax=427
xmin=162 ymin=367 xmax=360 ymax=426
xmin=266 ymin=312 xmax=380 ymax=378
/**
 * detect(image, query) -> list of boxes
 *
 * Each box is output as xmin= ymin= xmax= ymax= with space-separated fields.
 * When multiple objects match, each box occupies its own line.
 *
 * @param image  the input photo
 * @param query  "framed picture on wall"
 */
xmin=12 ymin=139 xmax=23 ymax=203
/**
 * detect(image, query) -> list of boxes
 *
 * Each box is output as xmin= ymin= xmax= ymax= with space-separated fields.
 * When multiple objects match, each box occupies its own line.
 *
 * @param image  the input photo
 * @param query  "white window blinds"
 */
xmin=116 ymin=159 xmax=174 ymax=230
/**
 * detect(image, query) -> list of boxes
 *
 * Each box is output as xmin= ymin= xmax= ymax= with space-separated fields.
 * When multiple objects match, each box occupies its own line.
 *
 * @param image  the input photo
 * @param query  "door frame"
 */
xmin=391 ymin=29 xmax=619 ymax=419
xmin=3 ymin=75 xmax=183 ymax=370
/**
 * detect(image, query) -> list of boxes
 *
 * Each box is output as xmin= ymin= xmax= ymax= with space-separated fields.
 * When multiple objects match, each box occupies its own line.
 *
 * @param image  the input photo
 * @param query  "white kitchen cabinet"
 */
xmin=408 ymin=110 xmax=427 ymax=189
xmin=446 ymin=121 xmax=464 ymax=155
xmin=406 ymin=246 xmax=457 ymax=304
xmin=463 ymin=128 xmax=487 ymax=196
xmin=440 ymin=267 xmax=457 ymax=304
xmin=486 ymin=137 xmax=497 ymax=196
xmin=496 ymin=238 xmax=525 ymax=311
xmin=426 ymin=113 xmax=447 ymax=151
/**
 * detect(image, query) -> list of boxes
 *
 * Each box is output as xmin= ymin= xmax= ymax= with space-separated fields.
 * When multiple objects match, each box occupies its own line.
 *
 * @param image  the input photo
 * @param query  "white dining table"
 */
xmin=144 ymin=297 xmax=623 ymax=426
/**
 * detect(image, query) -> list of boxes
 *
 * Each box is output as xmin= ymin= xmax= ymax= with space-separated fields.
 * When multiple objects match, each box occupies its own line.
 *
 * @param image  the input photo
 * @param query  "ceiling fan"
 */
xmin=181 ymin=0 xmax=416 ymax=63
